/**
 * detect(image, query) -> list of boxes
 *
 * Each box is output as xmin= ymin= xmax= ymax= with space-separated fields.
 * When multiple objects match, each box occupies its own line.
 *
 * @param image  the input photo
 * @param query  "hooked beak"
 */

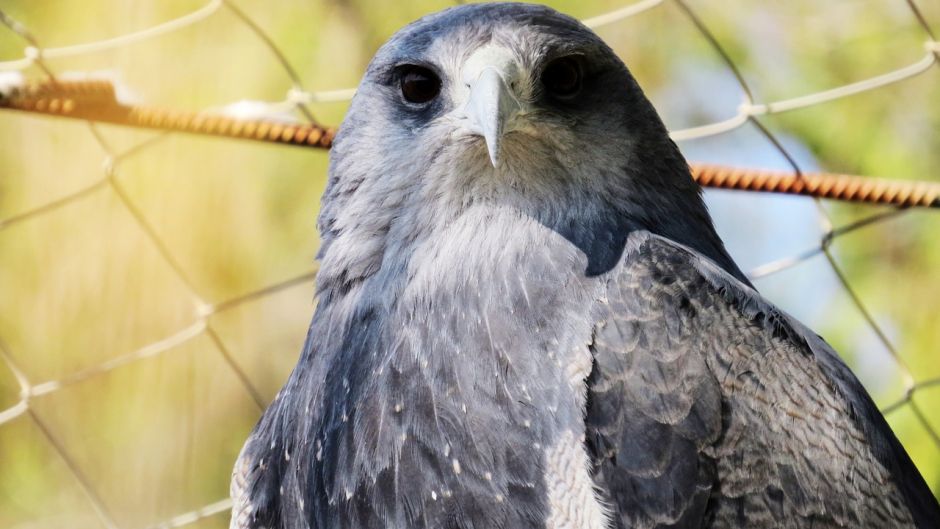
xmin=464 ymin=67 xmax=522 ymax=168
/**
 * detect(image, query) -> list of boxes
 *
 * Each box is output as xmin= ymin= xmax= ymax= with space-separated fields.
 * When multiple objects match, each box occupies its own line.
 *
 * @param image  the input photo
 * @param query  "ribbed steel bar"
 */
xmin=3 ymin=78 xmax=938 ymax=208
xmin=0 ymin=79 xmax=335 ymax=147
xmin=692 ymin=164 xmax=939 ymax=208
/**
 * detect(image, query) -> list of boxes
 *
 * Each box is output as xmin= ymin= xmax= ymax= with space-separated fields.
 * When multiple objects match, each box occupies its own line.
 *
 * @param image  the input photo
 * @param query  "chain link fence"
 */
xmin=1 ymin=1 xmax=938 ymax=527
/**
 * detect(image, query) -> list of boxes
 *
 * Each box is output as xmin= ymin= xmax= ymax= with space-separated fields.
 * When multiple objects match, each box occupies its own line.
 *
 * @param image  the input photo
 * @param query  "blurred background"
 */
xmin=1 ymin=0 xmax=939 ymax=527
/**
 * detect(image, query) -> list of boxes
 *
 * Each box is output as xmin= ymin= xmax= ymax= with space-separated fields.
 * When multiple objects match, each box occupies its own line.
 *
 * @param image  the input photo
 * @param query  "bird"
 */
xmin=230 ymin=3 xmax=940 ymax=528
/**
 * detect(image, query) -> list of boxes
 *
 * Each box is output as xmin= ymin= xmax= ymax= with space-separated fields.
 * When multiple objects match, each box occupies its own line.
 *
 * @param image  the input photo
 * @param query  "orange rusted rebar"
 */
xmin=691 ymin=164 xmax=940 ymax=209
xmin=0 ymin=78 xmax=335 ymax=148
xmin=2 ymin=78 xmax=938 ymax=208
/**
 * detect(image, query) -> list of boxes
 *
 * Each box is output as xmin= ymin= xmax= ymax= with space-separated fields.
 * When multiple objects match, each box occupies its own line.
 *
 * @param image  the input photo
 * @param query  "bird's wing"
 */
xmin=228 ymin=391 xmax=303 ymax=529
xmin=229 ymin=431 xmax=285 ymax=529
xmin=586 ymin=231 xmax=938 ymax=529
xmin=229 ymin=447 xmax=254 ymax=529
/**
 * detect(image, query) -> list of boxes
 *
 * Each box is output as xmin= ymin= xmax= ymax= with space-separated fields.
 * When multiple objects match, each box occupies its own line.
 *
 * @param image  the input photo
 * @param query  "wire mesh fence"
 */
xmin=0 ymin=1 xmax=938 ymax=527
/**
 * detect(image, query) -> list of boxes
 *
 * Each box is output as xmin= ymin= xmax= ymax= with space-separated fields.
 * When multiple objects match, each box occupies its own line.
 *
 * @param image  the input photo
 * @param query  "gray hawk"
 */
xmin=230 ymin=3 xmax=940 ymax=528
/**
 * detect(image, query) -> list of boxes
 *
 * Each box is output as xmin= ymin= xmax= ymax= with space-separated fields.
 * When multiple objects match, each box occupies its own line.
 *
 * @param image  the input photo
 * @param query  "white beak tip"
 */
xmin=486 ymin=142 xmax=500 ymax=168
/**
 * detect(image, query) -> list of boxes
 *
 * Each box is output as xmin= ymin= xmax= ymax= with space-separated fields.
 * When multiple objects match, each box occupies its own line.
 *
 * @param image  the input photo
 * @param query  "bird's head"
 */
xmin=352 ymin=3 xmax=631 ymax=169
xmin=329 ymin=3 xmax=659 ymax=199
xmin=318 ymin=3 xmax=745 ymax=297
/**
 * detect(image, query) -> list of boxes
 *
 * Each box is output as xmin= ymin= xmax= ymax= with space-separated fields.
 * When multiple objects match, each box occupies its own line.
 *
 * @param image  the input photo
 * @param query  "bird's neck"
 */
xmin=314 ymin=182 xmax=746 ymax=319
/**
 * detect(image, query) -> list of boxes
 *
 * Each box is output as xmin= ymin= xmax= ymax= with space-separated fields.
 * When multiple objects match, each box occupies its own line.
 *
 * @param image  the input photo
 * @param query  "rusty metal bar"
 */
xmin=0 ymin=78 xmax=335 ymax=147
xmin=692 ymin=164 xmax=939 ymax=208
xmin=3 ymin=78 xmax=938 ymax=208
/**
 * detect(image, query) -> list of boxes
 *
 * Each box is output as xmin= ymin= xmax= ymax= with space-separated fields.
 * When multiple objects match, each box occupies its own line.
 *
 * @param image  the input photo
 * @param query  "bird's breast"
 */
xmin=304 ymin=208 xmax=614 ymax=527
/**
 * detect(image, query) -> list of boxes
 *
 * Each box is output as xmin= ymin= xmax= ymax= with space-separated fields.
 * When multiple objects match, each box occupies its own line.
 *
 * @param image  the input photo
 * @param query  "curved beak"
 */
xmin=464 ymin=67 xmax=521 ymax=168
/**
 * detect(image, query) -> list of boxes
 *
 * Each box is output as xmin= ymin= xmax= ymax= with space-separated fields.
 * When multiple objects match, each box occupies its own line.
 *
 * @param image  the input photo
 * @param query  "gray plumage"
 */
xmin=230 ymin=4 xmax=940 ymax=528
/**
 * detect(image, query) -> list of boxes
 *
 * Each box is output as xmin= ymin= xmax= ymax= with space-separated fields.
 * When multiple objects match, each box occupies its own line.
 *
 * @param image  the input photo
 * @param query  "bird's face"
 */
xmin=375 ymin=28 xmax=616 ymax=171
xmin=318 ymin=4 xmax=727 ymax=298
xmin=328 ymin=4 xmax=662 ymax=215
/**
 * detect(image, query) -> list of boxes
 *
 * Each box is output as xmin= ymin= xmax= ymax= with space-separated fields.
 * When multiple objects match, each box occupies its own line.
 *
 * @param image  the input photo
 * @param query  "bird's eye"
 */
xmin=399 ymin=66 xmax=441 ymax=104
xmin=541 ymin=56 xmax=582 ymax=99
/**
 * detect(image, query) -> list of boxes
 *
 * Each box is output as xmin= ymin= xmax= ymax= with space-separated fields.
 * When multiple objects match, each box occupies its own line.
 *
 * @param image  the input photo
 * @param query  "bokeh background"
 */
xmin=1 ymin=1 xmax=939 ymax=527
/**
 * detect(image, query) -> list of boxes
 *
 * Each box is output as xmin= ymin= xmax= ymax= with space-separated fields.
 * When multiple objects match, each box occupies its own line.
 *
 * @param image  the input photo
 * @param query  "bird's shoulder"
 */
xmin=587 ymin=231 xmax=937 ymax=528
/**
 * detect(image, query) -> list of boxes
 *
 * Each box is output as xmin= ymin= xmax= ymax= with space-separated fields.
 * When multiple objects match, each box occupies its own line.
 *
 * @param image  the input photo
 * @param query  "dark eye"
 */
xmin=399 ymin=66 xmax=441 ymax=104
xmin=541 ymin=56 xmax=582 ymax=99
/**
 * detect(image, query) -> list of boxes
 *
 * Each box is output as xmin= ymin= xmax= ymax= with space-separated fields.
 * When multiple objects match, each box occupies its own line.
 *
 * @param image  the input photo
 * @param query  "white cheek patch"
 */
xmin=544 ymin=429 xmax=613 ymax=529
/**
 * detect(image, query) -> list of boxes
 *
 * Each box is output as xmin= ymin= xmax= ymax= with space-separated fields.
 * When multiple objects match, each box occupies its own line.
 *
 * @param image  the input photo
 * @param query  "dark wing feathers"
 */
xmin=586 ymin=232 xmax=938 ymax=528
xmin=586 ymin=238 xmax=722 ymax=529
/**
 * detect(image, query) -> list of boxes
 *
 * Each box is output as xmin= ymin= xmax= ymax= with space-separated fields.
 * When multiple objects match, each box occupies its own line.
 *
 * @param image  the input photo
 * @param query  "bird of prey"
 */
xmin=230 ymin=3 xmax=940 ymax=528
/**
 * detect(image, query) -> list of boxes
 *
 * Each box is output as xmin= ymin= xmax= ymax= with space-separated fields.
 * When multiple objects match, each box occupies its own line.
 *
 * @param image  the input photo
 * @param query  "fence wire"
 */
xmin=0 ymin=0 xmax=938 ymax=527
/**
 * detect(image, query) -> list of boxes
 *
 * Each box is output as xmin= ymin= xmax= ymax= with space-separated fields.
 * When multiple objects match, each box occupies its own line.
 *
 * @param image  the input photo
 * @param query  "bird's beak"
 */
xmin=464 ymin=67 xmax=521 ymax=168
